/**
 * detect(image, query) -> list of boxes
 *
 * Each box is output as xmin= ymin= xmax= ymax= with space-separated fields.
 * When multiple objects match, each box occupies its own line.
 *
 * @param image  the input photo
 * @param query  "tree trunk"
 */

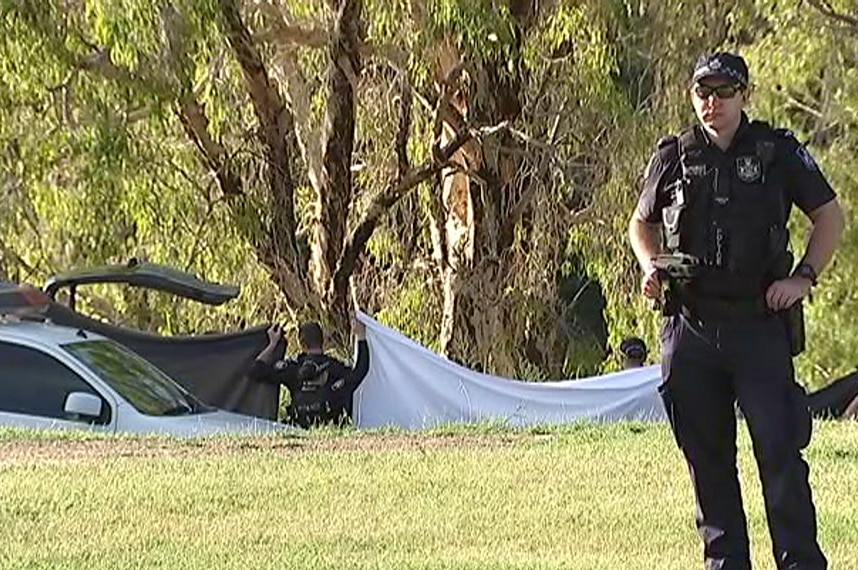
xmin=312 ymin=0 xmax=362 ymax=326
xmin=433 ymin=9 xmax=529 ymax=374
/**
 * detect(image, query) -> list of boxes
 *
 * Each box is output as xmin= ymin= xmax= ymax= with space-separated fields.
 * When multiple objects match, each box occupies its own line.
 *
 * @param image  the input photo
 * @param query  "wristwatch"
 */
xmin=792 ymin=262 xmax=818 ymax=286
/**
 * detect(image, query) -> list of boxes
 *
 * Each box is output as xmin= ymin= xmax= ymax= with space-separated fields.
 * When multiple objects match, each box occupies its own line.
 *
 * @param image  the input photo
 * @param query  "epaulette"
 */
xmin=774 ymin=127 xmax=796 ymax=140
xmin=657 ymin=135 xmax=677 ymax=149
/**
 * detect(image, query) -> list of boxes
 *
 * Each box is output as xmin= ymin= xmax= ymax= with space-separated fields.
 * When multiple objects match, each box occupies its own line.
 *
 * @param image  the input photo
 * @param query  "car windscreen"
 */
xmin=62 ymin=339 xmax=209 ymax=416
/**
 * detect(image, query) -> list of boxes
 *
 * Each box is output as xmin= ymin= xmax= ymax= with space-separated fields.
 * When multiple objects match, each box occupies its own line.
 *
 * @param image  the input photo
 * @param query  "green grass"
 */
xmin=0 ymin=422 xmax=856 ymax=570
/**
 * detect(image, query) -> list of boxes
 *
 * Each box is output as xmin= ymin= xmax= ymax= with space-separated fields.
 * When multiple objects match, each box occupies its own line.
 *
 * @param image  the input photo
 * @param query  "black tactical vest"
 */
xmin=661 ymin=121 xmax=790 ymax=299
xmin=289 ymin=359 xmax=335 ymax=427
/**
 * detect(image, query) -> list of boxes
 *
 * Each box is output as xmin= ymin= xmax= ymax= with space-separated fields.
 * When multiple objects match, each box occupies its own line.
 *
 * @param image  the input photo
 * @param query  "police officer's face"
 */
xmin=690 ymin=77 xmax=746 ymax=132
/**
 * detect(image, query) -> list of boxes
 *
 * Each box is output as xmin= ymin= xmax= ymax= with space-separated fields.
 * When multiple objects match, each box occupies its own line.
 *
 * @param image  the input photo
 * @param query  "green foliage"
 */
xmin=374 ymin=272 xmax=442 ymax=353
xmin=1 ymin=0 xmax=857 ymax=385
xmin=423 ymin=0 xmax=517 ymax=63
xmin=0 ymin=0 xmax=276 ymax=334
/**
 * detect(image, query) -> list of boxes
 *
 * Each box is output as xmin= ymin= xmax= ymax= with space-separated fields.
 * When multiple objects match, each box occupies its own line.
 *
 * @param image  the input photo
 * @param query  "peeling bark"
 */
xmin=433 ymin=6 xmax=535 ymax=372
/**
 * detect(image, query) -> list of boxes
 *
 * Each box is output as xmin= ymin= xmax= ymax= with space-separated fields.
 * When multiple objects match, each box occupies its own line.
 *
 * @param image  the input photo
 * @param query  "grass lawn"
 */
xmin=0 ymin=421 xmax=856 ymax=570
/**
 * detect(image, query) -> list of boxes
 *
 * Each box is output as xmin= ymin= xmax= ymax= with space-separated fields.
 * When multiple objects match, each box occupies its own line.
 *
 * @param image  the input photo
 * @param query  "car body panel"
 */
xmin=0 ymin=321 xmax=288 ymax=437
xmin=44 ymin=260 xmax=239 ymax=306
xmin=3 ymin=269 xmax=280 ymax=422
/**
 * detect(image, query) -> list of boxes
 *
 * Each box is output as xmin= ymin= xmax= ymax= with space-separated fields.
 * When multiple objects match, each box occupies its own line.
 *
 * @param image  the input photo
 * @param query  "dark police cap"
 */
xmin=619 ymin=336 xmax=647 ymax=360
xmin=692 ymin=52 xmax=749 ymax=87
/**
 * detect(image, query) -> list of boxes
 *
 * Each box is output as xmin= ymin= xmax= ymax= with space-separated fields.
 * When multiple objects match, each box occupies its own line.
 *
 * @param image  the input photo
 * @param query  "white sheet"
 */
xmin=354 ymin=312 xmax=667 ymax=429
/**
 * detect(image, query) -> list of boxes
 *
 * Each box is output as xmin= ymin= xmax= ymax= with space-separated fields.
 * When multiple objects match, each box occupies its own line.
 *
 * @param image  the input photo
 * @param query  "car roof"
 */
xmin=0 ymin=320 xmax=107 ymax=348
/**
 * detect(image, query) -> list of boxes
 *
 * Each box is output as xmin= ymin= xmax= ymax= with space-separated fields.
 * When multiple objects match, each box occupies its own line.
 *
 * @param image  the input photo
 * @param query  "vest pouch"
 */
xmin=783 ymin=301 xmax=806 ymax=357
xmin=662 ymin=203 xmax=684 ymax=251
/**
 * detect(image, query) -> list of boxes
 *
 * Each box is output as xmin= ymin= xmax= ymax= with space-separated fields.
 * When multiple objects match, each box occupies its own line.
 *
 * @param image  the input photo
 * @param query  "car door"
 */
xmin=0 ymin=341 xmax=116 ymax=433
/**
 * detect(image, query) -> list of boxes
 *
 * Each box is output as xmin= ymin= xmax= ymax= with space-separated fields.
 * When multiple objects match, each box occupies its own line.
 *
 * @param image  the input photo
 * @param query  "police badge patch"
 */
xmin=736 ymin=156 xmax=762 ymax=183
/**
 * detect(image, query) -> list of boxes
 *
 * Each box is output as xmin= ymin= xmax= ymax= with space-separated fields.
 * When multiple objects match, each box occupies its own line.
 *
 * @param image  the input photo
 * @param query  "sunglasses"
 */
xmin=693 ymin=83 xmax=743 ymax=100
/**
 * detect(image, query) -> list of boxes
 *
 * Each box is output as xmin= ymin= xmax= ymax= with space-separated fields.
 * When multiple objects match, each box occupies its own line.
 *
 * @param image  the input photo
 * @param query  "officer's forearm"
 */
xmin=628 ymin=215 xmax=662 ymax=271
xmin=348 ymin=339 xmax=370 ymax=389
xmin=843 ymin=395 xmax=858 ymax=420
xmin=801 ymin=199 xmax=845 ymax=277
xmin=255 ymin=342 xmax=280 ymax=364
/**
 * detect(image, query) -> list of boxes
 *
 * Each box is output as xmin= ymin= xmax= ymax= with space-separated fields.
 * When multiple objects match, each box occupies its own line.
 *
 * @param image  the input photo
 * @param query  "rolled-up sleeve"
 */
xmin=636 ymin=146 xmax=680 ymax=224
xmin=248 ymin=359 xmax=299 ymax=389
xmin=779 ymin=137 xmax=836 ymax=215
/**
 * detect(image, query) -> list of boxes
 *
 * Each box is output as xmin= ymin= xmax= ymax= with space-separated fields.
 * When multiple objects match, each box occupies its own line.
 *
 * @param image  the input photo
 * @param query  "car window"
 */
xmin=62 ymin=340 xmax=207 ymax=416
xmin=0 ymin=341 xmax=110 ymax=424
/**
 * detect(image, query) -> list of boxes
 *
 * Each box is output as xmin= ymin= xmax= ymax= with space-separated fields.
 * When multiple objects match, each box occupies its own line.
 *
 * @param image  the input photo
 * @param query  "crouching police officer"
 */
xmin=249 ymin=318 xmax=369 ymax=428
xmin=629 ymin=52 xmax=845 ymax=570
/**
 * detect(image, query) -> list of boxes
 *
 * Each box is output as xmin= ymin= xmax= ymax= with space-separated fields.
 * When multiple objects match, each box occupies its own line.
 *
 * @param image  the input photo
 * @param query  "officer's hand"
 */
xmin=266 ymin=324 xmax=284 ymax=346
xmin=765 ymin=276 xmax=812 ymax=311
xmin=352 ymin=316 xmax=366 ymax=340
xmin=641 ymin=266 xmax=662 ymax=301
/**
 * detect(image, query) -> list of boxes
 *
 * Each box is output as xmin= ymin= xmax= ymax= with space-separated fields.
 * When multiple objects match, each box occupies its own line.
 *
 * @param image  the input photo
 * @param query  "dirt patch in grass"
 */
xmin=0 ymin=431 xmax=538 ymax=467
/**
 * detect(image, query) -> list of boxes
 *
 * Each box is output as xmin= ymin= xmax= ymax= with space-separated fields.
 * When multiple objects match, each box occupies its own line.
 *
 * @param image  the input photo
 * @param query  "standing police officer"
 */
xmin=629 ymin=52 xmax=845 ymax=570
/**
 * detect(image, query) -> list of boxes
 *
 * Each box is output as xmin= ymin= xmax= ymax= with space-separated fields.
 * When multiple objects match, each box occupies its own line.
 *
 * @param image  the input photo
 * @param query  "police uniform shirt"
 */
xmin=636 ymin=114 xmax=837 ymax=225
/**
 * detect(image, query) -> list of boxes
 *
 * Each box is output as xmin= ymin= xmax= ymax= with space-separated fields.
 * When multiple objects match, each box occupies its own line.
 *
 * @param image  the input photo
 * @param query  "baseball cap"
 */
xmin=691 ymin=52 xmax=749 ymax=87
xmin=619 ymin=336 xmax=648 ymax=361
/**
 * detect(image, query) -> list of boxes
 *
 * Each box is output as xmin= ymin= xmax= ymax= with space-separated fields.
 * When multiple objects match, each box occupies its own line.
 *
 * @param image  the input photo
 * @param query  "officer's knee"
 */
xmin=751 ymin=435 xmax=796 ymax=473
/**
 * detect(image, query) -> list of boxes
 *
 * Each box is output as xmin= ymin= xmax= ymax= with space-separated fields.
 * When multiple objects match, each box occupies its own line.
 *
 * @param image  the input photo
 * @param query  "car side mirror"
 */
xmin=64 ymin=392 xmax=103 ymax=421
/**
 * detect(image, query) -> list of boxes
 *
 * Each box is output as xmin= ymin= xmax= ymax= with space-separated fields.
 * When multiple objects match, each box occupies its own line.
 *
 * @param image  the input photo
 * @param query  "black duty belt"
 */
xmin=680 ymin=296 xmax=771 ymax=321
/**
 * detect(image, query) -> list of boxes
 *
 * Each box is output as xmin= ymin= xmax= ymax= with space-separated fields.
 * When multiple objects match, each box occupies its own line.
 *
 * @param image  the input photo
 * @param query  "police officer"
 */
xmin=629 ymin=52 xmax=845 ymax=570
xmin=249 ymin=318 xmax=369 ymax=428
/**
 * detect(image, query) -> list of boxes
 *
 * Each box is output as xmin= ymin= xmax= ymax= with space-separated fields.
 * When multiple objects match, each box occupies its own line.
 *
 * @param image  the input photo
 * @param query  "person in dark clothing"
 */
xmin=248 ymin=318 xmax=369 ymax=428
xmin=619 ymin=336 xmax=648 ymax=369
xmin=808 ymin=369 xmax=858 ymax=419
xmin=629 ymin=52 xmax=845 ymax=570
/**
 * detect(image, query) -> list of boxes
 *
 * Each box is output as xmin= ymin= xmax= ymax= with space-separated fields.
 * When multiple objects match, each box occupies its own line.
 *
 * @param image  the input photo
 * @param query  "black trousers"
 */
xmin=660 ymin=314 xmax=827 ymax=570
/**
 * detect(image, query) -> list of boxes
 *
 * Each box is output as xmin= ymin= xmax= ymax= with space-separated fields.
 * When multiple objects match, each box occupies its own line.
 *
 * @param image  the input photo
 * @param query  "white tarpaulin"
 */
xmin=354 ymin=312 xmax=667 ymax=429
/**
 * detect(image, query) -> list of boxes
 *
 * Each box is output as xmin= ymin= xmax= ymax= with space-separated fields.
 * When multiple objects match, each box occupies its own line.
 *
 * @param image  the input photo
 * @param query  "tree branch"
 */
xmin=253 ymin=1 xmax=328 ymax=47
xmin=279 ymin=51 xmax=324 ymax=196
xmin=783 ymin=90 xmax=824 ymax=119
xmin=498 ymin=112 xmax=566 ymax=246
xmin=218 ymin=0 xmax=290 ymax=135
xmin=312 ymin=0 xmax=363 ymax=304
xmin=176 ymin=99 xmax=243 ymax=196
xmin=808 ymin=0 xmax=858 ymax=31
xmin=161 ymin=5 xmax=243 ymax=197
xmin=395 ymin=71 xmax=412 ymax=181
xmin=331 ymin=128 xmax=472 ymax=298
xmin=218 ymin=0 xmax=300 ymax=264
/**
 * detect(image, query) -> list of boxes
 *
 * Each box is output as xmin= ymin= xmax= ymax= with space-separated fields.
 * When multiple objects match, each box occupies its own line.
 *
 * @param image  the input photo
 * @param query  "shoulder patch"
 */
xmin=795 ymin=145 xmax=819 ymax=171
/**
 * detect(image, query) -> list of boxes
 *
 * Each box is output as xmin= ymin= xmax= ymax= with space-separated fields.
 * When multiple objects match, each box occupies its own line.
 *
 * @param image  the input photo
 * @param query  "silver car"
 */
xmin=0 ymin=318 xmax=286 ymax=437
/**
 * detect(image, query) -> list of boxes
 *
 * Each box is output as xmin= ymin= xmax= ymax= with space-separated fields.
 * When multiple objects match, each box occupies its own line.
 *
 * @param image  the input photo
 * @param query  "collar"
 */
xmin=694 ymin=112 xmax=750 ymax=153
